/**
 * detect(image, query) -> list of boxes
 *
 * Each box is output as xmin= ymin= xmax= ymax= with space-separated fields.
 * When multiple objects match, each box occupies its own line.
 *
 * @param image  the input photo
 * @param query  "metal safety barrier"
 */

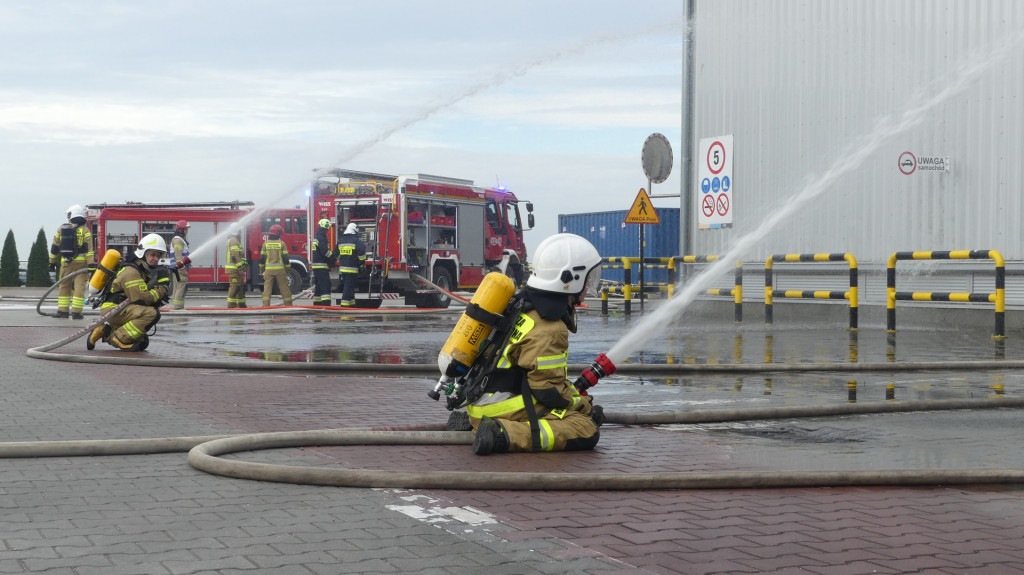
xmin=765 ymin=253 xmax=859 ymax=329
xmin=672 ymin=256 xmax=742 ymax=323
xmin=887 ymin=250 xmax=1005 ymax=338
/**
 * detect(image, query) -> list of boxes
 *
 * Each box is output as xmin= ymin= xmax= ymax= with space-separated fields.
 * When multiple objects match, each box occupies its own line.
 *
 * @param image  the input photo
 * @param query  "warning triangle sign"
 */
xmin=624 ymin=188 xmax=660 ymax=224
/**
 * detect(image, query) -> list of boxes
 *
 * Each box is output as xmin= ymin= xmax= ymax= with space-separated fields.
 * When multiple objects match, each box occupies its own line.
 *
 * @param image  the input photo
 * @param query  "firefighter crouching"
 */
xmin=260 ymin=224 xmax=292 ymax=306
xmin=336 ymin=222 xmax=366 ymax=307
xmin=87 ymin=233 xmax=171 ymax=352
xmin=48 ymin=204 xmax=95 ymax=319
xmin=468 ymin=233 xmax=605 ymax=455
xmin=225 ymin=230 xmax=248 ymax=308
xmin=168 ymin=220 xmax=191 ymax=309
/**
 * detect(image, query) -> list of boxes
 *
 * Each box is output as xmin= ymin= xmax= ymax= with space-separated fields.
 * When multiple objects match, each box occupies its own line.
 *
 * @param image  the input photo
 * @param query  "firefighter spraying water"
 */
xmin=431 ymin=233 xmax=612 ymax=455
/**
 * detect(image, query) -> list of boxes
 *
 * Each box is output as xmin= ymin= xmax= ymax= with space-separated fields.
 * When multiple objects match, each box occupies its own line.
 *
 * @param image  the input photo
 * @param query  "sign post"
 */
xmin=637 ymin=133 xmax=673 ymax=312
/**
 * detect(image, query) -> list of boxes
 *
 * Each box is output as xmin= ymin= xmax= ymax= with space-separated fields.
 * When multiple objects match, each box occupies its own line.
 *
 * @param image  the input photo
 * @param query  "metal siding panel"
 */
xmin=687 ymin=0 xmax=1024 ymax=268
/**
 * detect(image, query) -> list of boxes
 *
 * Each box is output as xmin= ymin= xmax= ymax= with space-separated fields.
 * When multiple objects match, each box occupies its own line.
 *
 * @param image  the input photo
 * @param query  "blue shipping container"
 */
xmin=558 ymin=209 xmax=680 ymax=285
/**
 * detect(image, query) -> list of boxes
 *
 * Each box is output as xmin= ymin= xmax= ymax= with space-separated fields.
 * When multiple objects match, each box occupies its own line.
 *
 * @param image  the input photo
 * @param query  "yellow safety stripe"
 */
xmin=537 ymin=420 xmax=554 ymax=451
xmin=535 ymin=352 xmax=567 ymax=370
xmin=466 ymin=393 xmax=535 ymax=419
xmin=124 ymin=279 xmax=146 ymax=289
xmin=124 ymin=321 xmax=144 ymax=338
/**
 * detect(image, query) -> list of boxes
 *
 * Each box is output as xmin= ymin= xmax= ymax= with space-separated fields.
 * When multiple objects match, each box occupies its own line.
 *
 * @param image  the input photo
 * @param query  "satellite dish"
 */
xmin=641 ymin=133 xmax=674 ymax=184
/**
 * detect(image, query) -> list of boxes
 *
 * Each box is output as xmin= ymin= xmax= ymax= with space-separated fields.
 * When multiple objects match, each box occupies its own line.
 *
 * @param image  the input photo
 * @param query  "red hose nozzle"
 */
xmin=174 ymin=256 xmax=191 ymax=269
xmin=573 ymin=353 xmax=616 ymax=395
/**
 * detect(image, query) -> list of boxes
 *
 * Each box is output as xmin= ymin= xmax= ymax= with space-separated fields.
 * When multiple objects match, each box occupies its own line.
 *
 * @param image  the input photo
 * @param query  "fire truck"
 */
xmin=310 ymin=169 xmax=534 ymax=308
xmin=84 ymin=201 xmax=312 ymax=291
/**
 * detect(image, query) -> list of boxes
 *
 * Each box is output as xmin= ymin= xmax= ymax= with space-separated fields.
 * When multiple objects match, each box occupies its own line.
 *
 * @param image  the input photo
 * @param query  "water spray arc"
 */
xmin=592 ymin=30 xmax=1024 ymax=370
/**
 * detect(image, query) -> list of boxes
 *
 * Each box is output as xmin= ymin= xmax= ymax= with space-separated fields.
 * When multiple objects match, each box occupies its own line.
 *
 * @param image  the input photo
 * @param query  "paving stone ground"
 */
xmin=4 ymin=292 xmax=1024 ymax=574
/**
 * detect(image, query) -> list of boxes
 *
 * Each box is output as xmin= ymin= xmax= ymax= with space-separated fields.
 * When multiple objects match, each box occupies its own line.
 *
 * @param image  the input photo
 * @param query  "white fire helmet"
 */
xmin=344 ymin=222 xmax=359 ymax=235
xmin=526 ymin=233 xmax=602 ymax=297
xmin=66 ymin=205 xmax=87 ymax=224
xmin=135 ymin=233 xmax=167 ymax=259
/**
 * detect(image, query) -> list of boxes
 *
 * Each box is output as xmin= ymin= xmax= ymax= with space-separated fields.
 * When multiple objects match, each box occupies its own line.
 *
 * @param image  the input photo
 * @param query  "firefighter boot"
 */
xmin=446 ymin=410 xmax=472 ymax=431
xmin=472 ymin=416 xmax=510 ymax=455
xmin=54 ymin=310 xmax=69 ymax=319
xmin=108 ymin=333 xmax=142 ymax=352
xmin=590 ymin=404 xmax=605 ymax=427
xmin=86 ymin=324 xmax=111 ymax=351
xmin=70 ymin=312 xmax=85 ymax=320
xmin=136 ymin=335 xmax=150 ymax=351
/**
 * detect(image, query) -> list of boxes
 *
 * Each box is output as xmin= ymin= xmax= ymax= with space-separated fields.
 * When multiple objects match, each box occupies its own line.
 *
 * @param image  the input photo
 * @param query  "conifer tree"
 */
xmin=26 ymin=228 xmax=54 ymax=287
xmin=0 ymin=229 xmax=19 ymax=286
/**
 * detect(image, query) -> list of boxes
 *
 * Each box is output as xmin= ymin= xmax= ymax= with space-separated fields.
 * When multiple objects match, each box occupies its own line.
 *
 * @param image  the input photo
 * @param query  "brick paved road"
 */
xmin=4 ymin=307 xmax=1024 ymax=574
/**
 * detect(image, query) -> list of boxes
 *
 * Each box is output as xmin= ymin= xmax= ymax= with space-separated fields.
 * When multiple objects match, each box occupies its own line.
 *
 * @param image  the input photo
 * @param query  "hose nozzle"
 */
xmin=174 ymin=255 xmax=191 ymax=269
xmin=573 ymin=352 xmax=616 ymax=395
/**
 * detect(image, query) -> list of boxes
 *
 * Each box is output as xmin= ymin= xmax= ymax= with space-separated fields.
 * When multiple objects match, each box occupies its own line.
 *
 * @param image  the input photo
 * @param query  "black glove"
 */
xmin=147 ymin=266 xmax=172 ymax=289
xmin=49 ymin=263 xmax=58 ymax=273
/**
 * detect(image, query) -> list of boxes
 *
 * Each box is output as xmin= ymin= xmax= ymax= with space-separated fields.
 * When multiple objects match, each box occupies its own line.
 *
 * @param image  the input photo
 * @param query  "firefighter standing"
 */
xmin=168 ymin=220 xmax=191 ymax=309
xmin=311 ymin=219 xmax=335 ymax=306
xmin=87 ymin=233 xmax=170 ymax=352
xmin=259 ymin=224 xmax=292 ymax=306
xmin=467 ymin=233 xmax=605 ymax=455
xmin=336 ymin=222 xmax=366 ymax=307
xmin=48 ymin=204 xmax=95 ymax=319
xmin=225 ymin=230 xmax=247 ymax=308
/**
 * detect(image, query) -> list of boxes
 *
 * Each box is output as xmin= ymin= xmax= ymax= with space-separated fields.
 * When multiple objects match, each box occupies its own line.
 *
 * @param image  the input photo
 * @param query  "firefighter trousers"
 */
xmin=226 ymin=270 xmax=246 ymax=307
xmin=262 ymin=269 xmax=292 ymax=306
xmin=469 ymin=405 xmax=599 ymax=452
xmin=338 ymin=271 xmax=357 ymax=307
xmin=107 ymin=304 xmax=160 ymax=344
xmin=170 ymin=270 xmax=188 ymax=309
xmin=312 ymin=268 xmax=332 ymax=306
xmin=58 ymin=260 xmax=89 ymax=313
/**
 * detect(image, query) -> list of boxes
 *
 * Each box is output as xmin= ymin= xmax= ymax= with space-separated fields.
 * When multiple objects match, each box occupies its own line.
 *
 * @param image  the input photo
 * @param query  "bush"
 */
xmin=26 ymin=228 xmax=54 ymax=287
xmin=0 ymin=230 xmax=19 ymax=287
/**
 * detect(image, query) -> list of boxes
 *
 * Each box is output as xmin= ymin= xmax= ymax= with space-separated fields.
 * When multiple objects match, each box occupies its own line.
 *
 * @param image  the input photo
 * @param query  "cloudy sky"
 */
xmin=0 ymin=0 xmax=683 ymax=259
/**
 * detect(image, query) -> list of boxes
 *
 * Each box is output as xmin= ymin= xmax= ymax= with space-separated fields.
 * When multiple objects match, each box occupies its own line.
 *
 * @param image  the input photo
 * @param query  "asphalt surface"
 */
xmin=4 ymin=287 xmax=1024 ymax=574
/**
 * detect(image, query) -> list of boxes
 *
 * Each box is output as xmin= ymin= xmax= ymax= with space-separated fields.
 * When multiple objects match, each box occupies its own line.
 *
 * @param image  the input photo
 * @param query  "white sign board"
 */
xmin=697 ymin=135 xmax=733 ymax=228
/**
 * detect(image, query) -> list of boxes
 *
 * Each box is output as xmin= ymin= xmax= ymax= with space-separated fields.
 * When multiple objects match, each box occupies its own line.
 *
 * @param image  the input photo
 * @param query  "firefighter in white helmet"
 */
xmin=87 ymin=233 xmax=171 ymax=351
xmin=224 ymin=229 xmax=247 ymax=308
xmin=336 ymin=222 xmax=366 ymax=307
xmin=168 ymin=220 xmax=191 ymax=309
xmin=48 ymin=204 xmax=95 ymax=319
xmin=468 ymin=233 xmax=605 ymax=455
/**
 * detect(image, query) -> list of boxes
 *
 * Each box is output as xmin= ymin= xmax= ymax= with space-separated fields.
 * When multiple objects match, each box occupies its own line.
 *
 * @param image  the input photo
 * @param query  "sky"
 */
xmin=0 ymin=0 xmax=684 ymax=260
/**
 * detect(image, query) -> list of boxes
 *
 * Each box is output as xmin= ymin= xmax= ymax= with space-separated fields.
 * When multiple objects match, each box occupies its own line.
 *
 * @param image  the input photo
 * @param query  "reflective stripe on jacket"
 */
xmin=49 ymin=225 xmax=94 ymax=264
xmin=260 ymin=239 xmax=289 ymax=270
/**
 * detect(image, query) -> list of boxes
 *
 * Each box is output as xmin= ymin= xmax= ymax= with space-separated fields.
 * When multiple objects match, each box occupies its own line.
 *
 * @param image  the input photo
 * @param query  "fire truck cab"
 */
xmin=311 ymin=169 xmax=533 ymax=308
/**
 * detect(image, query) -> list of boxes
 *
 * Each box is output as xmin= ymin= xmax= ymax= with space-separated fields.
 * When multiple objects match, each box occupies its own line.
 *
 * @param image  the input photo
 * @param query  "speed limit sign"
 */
xmin=697 ymin=135 xmax=733 ymax=228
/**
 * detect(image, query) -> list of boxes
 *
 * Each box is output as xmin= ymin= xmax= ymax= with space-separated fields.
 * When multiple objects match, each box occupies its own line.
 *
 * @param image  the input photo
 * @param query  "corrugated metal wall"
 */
xmin=686 ymin=0 xmax=1024 ymax=264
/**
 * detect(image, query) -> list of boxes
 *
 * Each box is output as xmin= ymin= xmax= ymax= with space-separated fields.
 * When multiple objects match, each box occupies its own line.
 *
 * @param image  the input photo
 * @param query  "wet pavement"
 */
xmin=4 ymin=288 xmax=1024 ymax=573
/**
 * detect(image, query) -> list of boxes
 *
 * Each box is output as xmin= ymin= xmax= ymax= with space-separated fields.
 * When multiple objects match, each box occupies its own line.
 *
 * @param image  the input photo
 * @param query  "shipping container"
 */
xmin=558 ymin=209 xmax=680 ymax=285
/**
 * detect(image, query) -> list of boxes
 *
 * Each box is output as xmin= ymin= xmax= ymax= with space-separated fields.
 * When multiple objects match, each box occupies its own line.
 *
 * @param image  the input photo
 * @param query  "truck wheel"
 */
xmin=421 ymin=267 xmax=453 ymax=309
xmin=286 ymin=268 xmax=303 ymax=292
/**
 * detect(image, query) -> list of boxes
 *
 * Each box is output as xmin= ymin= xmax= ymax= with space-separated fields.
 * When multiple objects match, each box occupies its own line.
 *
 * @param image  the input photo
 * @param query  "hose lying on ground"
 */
xmin=35 ymin=267 xmax=92 ymax=317
xmin=1 ymin=397 xmax=1024 ymax=490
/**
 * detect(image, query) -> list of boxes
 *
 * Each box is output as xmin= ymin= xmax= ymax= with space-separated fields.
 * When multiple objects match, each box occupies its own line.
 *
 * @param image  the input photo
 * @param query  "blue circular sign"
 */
xmin=712 ymin=177 xmax=721 ymax=193
xmin=722 ymin=176 xmax=731 ymax=192
xmin=701 ymin=178 xmax=711 ymax=193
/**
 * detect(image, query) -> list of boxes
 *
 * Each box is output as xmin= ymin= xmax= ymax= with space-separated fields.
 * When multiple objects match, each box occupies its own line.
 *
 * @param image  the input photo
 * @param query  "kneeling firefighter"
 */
xmin=87 ymin=233 xmax=171 ymax=352
xmin=464 ymin=233 xmax=605 ymax=455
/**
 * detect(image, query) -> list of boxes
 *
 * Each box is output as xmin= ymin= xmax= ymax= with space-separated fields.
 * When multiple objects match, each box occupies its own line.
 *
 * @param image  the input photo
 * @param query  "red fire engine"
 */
xmin=85 ymin=202 xmax=311 ymax=291
xmin=310 ymin=169 xmax=534 ymax=308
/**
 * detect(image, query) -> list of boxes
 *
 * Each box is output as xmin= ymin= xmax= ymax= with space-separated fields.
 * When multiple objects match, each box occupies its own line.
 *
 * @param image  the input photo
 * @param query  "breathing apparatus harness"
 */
xmin=58 ymin=223 xmax=83 ymax=262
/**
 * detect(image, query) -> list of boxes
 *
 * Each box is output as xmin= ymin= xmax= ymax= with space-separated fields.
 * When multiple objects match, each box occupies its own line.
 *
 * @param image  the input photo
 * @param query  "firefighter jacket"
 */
xmin=225 ymin=236 xmax=246 ymax=272
xmin=107 ymin=261 xmax=169 ymax=307
xmin=170 ymin=235 xmax=190 ymax=269
xmin=336 ymin=232 xmax=366 ymax=274
xmin=311 ymin=229 xmax=335 ymax=270
xmin=259 ymin=237 xmax=289 ymax=273
xmin=49 ymin=223 xmax=94 ymax=265
xmin=467 ymin=302 xmax=586 ymax=422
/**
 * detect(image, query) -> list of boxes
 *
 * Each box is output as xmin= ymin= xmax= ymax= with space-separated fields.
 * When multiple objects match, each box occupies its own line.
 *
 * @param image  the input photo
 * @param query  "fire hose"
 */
xmin=15 ymin=324 xmax=1024 ymax=489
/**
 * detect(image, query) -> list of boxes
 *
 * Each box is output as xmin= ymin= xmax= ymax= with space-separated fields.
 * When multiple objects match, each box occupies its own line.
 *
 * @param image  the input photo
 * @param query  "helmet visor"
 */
xmin=582 ymin=265 xmax=602 ymax=298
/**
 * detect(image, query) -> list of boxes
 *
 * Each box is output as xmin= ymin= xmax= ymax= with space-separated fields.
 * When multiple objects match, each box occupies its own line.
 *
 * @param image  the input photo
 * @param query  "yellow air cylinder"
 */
xmin=437 ymin=272 xmax=515 ymax=378
xmin=86 ymin=249 xmax=122 ymax=298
